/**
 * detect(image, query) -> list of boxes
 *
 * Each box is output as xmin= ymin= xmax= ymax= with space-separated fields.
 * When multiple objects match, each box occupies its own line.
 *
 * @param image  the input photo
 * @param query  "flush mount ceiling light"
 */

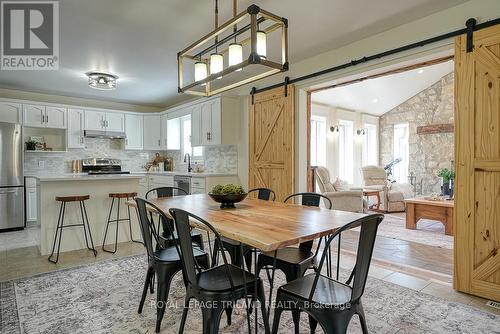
xmin=86 ymin=72 xmax=118 ymax=90
xmin=177 ymin=0 xmax=288 ymax=97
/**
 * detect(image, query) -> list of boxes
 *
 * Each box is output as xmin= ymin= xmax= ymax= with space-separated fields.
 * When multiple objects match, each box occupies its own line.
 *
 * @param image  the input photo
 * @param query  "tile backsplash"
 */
xmin=24 ymin=138 xmax=238 ymax=175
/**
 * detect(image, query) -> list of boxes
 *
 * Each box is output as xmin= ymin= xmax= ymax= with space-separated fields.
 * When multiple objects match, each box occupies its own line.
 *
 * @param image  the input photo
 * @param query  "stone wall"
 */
xmin=379 ymin=72 xmax=454 ymax=195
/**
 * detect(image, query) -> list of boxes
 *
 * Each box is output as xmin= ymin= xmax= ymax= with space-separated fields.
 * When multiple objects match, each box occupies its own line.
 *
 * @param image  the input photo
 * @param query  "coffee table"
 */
xmin=404 ymin=198 xmax=454 ymax=236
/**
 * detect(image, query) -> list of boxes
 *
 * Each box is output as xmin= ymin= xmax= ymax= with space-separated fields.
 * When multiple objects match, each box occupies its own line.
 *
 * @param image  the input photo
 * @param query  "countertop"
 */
xmin=26 ymin=171 xmax=238 ymax=182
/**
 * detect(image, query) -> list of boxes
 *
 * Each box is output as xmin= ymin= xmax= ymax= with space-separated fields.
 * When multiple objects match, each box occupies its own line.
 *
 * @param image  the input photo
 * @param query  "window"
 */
xmin=393 ymin=123 xmax=409 ymax=183
xmin=362 ymin=123 xmax=378 ymax=166
xmin=310 ymin=115 xmax=326 ymax=167
xmin=338 ymin=119 xmax=354 ymax=183
xmin=181 ymin=115 xmax=203 ymax=160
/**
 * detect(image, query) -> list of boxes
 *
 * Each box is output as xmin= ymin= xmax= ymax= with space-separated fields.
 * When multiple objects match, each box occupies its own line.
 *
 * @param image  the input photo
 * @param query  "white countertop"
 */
xmin=26 ymin=171 xmax=238 ymax=181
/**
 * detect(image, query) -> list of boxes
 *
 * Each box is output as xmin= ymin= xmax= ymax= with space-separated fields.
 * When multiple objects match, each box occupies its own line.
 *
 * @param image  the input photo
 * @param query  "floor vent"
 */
xmin=486 ymin=300 xmax=500 ymax=310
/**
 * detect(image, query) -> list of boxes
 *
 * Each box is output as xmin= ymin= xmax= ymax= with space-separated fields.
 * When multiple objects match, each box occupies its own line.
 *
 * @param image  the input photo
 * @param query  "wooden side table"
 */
xmin=404 ymin=198 xmax=454 ymax=236
xmin=363 ymin=189 xmax=382 ymax=211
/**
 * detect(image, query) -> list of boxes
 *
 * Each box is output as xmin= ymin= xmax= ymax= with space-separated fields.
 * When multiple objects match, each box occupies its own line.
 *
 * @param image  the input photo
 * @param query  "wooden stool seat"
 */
xmin=109 ymin=192 xmax=137 ymax=199
xmin=56 ymin=195 xmax=90 ymax=202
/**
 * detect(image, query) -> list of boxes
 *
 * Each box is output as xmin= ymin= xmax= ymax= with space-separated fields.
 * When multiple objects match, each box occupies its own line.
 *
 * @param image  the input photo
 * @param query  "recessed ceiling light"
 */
xmin=417 ymin=69 xmax=424 ymax=74
xmin=372 ymin=98 xmax=378 ymax=103
xmin=86 ymin=72 xmax=118 ymax=90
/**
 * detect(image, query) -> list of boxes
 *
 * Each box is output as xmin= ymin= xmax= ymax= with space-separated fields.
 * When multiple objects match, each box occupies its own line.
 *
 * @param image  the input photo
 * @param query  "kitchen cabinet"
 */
xmin=191 ymin=176 xmax=206 ymax=194
xmin=143 ymin=115 xmax=162 ymax=150
xmin=67 ymin=109 xmax=85 ymax=148
xmin=84 ymin=111 xmax=124 ymax=132
xmin=23 ymin=104 xmax=66 ymax=129
xmin=26 ymin=177 xmax=38 ymax=223
xmin=84 ymin=111 xmax=106 ymax=131
xmin=0 ymin=101 xmax=22 ymax=123
xmin=149 ymin=175 xmax=174 ymax=189
xmin=160 ymin=114 xmax=168 ymax=149
xmin=191 ymin=97 xmax=238 ymax=147
xmin=125 ymin=114 xmax=143 ymax=150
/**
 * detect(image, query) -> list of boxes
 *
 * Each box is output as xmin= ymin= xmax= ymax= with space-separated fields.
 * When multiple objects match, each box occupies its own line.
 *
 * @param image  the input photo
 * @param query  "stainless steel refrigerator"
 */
xmin=0 ymin=122 xmax=24 ymax=231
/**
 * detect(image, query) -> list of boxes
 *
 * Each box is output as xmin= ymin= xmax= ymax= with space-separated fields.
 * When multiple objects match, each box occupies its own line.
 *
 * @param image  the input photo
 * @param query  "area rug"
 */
xmin=373 ymin=213 xmax=454 ymax=249
xmin=1 ymin=255 xmax=497 ymax=334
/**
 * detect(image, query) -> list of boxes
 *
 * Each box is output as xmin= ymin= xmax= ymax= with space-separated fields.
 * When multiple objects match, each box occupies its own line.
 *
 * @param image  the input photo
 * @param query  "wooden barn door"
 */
xmin=455 ymin=24 xmax=500 ymax=301
xmin=249 ymin=85 xmax=295 ymax=201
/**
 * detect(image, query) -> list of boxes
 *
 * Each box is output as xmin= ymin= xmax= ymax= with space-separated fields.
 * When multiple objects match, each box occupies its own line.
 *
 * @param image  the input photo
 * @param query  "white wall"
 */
xmin=237 ymin=0 xmax=500 ymax=193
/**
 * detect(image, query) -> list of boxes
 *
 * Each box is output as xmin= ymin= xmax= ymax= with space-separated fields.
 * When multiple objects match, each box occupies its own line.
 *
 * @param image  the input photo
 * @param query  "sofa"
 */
xmin=315 ymin=166 xmax=367 ymax=213
xmin=361 ymin=165 xmax=414 ymax=212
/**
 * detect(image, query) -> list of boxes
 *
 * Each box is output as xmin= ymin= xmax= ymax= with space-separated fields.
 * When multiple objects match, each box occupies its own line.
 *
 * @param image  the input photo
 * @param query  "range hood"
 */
xmin=84 ymin=130 xmax=126 ymax=139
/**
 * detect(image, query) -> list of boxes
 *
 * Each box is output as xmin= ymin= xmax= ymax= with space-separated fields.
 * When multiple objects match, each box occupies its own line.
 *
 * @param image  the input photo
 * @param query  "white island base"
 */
xmin=37 ymin=175 xmax=144 ymax=256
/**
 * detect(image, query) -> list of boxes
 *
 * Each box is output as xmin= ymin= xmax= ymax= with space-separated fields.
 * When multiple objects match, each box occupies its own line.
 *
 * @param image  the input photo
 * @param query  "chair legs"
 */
xmin=48 ymin=200 xmax=97 ymax=264
xmin=138 ymin=265 xmax=155 ymax=314
xmin=154 ymin=264 xmax=180 ymax=333
xmin=178 ymin=296 xmax=191 ymax=334
xmin=103 ymin=196 xmax=142 ymax=253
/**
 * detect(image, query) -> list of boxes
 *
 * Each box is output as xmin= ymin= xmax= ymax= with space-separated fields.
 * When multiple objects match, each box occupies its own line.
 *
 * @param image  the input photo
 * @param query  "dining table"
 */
xmin=127 ymin=193 xmax=369 ymax=333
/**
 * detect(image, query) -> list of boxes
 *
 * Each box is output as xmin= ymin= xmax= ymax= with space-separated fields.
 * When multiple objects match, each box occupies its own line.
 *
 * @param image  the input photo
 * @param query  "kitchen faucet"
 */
xmin=184 ymin=153 xmax=192 ymax=173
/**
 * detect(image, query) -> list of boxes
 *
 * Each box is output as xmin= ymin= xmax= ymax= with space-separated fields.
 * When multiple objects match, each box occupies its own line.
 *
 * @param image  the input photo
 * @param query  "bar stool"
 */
xmin=48 ymin=195 xmax=97 ymax=264
xmin=102 ymin=192 xmax=141 ymax=253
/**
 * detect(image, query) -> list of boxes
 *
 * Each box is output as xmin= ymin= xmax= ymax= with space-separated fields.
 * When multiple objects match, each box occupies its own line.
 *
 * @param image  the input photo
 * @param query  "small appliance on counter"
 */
xmin=81 ymin=158 xmax=130 ymax=175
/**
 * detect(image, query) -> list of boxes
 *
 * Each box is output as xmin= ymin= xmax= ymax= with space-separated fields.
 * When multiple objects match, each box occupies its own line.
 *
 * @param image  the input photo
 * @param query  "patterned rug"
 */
xmin=372 ymin=213 xmax=454 ymax=249
xmin=1 ymin=255 xmax=498 ymax=334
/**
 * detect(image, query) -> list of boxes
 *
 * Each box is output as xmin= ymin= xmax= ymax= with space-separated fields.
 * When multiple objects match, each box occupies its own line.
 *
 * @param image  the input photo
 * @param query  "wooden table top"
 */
xmin=404 ymin=197 xmax=454 ymax=207
xmin=127 ymin=194 xmax=369 ymax=252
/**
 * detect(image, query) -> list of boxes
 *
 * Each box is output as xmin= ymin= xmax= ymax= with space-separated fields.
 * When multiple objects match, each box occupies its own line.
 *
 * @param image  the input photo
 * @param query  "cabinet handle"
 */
xmin=42 ymin=115 xmax=45 ymax=123
xmin=158 ymin=139 xmax=161 ymax=146
xmin=206 ymin=132 xmax=209 ymax=140
xmin=46 ymin=114 xmax=48 ymax=123
xmin=208 ymin=132 xmax=211 ymax=140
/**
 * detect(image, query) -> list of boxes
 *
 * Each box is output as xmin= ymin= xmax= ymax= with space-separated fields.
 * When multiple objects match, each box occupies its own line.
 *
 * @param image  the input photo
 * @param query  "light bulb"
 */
xmin=228 ymin=43 xmax=243 ymax=71
xmin=256 ymin=30 xmax=267 ymax=59
xmin=210 ymin=53 xmax=223 ymax=79
xmin=194 ymin=61 xmax=207 ymax=85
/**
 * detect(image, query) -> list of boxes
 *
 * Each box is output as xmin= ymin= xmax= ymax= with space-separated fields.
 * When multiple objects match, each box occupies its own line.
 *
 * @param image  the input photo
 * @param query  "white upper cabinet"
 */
xmin=105 ymin=112 xmax=125 ymax=132
xmin=23 ymin=104 xmax=45 ymax=127
xmin=24 ymin=104 xmax=66 ymax=129
xmin=191 ymin=97 xmax=237 ymax=147
xmin=45 ymin=106 xmax=67 ymax=129
xmin=125 ymin=114 xmax=143 ymax=150
xmin=160 ymin=114 xmax=168 ymax=149
xmin=0 ymin=101 xmax=22 ymax=123
xmin=143 ymin=114 xmax=161 ymax=150
xmin=84 ymin=111 xmax=106 ymax=130
xmin=67 ymin=109 xmax=84 ymax=149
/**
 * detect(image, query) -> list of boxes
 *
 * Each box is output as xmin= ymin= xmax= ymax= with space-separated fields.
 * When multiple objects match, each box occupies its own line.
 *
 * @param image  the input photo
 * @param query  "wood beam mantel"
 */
xmin=417 ymin=123 xmax=454 ymax=135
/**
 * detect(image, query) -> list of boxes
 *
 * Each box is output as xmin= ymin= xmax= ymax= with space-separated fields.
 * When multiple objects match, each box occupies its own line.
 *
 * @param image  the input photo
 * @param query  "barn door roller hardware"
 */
xmin=466 ymin=18 xmax=477 ymax=53
xmin=250 ymin=17 xmax=500 ymax=95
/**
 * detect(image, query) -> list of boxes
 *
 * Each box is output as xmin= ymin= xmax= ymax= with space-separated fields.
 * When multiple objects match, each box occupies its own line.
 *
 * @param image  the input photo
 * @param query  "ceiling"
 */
xmin=0 ymin=0 xmax=466 ymax=108
xmin=311 ymin=60 xmax=454 ymax=116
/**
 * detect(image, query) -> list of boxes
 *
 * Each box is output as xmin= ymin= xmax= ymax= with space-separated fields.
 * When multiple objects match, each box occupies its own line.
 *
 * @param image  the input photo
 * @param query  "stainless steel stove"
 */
xmin=81 ymin=158 xmax=130 ymax=175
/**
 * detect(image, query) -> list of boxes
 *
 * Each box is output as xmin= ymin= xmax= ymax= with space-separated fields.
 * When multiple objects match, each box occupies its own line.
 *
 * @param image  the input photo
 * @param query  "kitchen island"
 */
xmin=34 ymin=174 xmax=144 ymax=256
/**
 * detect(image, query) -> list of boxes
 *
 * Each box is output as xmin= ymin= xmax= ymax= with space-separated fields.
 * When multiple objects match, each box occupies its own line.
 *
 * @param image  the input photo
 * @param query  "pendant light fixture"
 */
xmin=177 ymin=0 xmax=289 ymax=97
xmin=256 ymin=30 xmax=267 ymax=59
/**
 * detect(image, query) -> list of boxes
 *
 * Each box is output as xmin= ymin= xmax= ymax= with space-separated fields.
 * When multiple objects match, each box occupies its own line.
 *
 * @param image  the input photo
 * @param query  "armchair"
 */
xmin=315 ymin=166 xmax=367 ymax=213
xmin=361 ymin=165 xmax=414 ymax=212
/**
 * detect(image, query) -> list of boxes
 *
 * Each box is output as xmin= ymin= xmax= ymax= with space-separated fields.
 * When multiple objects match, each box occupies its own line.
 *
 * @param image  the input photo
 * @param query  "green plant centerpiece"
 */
xmin=209 ymin=184 xmax=247 ymax=209
xmin=25 ymin=139 xmax=37 ymax=151
xmin=437 ymin=168 xmax=455 ymax=196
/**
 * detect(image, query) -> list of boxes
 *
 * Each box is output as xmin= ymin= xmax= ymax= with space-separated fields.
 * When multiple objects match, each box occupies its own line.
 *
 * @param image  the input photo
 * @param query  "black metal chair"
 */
xmin=248 ymin=187 xmax=276 ymax=201
xmin=146 ymin=187 xmax=204 ymax=250
xmin=170 ymin=208 xmax=271 ymax=334
xmin=211 ymin=187 xmax=276 ymax=271
xmin=135 ymin=198 xmax=209 ymax=333
xmin=271 ymin=214 xmax=384 ymax=334
xmin=256 ymin=192 xmax=332 ymax=334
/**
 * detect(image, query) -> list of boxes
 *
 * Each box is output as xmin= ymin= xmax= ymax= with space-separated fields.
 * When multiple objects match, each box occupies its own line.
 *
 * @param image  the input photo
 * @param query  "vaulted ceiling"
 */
xmin=0 ymin=0 xmax=467 ymax=107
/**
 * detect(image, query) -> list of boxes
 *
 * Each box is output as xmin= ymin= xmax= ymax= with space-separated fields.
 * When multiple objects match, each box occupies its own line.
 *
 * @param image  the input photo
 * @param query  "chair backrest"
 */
xmin=169 ymin=208 xmax=236 ymax=292
xmin=315 ymin=167 xmax=336 ymax=193
xmin=361 ymin=166 xmax=387 ymax=186
xmin=135 ymin=198 xmax=173 ymax=258
xmin=284 ymin=192 xmax=332 ymax=209
xmin=146 ymin=186 xmax=188 ymax=199
xmin=308 ymin=214 xmax=384 ymax=304
xmin=248 ymin=187 xmax=276 ymax=201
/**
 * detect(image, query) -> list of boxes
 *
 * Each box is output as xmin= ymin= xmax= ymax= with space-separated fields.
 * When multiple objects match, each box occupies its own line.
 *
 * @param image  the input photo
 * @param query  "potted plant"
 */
xmin=437 ymin=168 xmax=455 ymax=197
xmin=208 ymin=184 xmax=247 ymax=209
xmin=25 ymin=139 xmax=37 ymax=151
